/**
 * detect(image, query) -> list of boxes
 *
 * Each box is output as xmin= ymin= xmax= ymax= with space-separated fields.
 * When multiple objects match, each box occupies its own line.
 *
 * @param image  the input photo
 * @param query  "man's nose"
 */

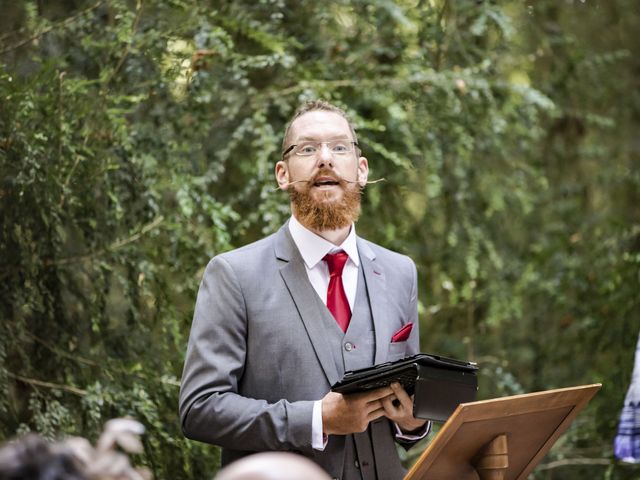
xmin=316 ymin=143 xmax=334 ymax=167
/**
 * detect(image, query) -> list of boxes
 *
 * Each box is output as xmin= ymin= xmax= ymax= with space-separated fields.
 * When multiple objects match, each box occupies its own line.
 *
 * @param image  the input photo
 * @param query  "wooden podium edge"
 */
xmin=404 ymin=384 xmax=602 ymax=480
xmin=514 ymin=383 xmax=601 ymax=479
xmin=404 ymin=397 xmax=464 ymax=477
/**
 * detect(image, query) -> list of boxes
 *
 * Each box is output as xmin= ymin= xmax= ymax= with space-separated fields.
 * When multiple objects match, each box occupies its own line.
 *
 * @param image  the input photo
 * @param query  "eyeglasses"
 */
xmin=282 ymin=140 xmax=359 ymax=158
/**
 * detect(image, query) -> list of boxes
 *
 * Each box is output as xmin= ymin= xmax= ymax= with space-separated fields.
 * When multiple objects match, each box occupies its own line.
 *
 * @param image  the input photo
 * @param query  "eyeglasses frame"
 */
xmin=282 ymin=141 xmax=360 ymax=159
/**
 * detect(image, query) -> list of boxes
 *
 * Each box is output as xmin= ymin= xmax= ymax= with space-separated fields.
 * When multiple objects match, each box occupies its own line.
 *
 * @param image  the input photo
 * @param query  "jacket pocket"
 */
xmin=387 ymin=341 xmax=408 ymax=361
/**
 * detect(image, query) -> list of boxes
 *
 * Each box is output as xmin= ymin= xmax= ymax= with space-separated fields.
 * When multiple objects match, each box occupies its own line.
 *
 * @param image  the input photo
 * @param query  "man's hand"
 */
xmin=321 ymin=387 xmax=394 ymax=436
xmin=381 ymin=382 xmax=427 ymax=433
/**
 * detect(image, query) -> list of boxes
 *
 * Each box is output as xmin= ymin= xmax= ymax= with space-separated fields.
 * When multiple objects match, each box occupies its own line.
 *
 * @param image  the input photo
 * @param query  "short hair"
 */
xmin=0 ymin=434 xmax=87 ymax=480
xmin=281 ymin=100 xmax=359 ymax=157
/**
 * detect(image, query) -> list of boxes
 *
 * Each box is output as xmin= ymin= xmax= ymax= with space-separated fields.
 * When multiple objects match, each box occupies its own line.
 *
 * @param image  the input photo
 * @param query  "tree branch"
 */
xmin=0 ymin=1 xmax=105 ymax=56
xmin=105 ymin=0 xmax=144 ymax=85
xmin=24 ymin=332 xmax=181 ymax=388
xmin=109 ymin=213 xmax=164 ymax=250
xmin=43 ymin=215 xmax=164 ymax=267
xmin=538 ymin=458 xmax=612 ymax=470
xmin=26 ymin=331 xmax=99 ymax=368
xmin=7 ymin=372 xmax=88 ymax=396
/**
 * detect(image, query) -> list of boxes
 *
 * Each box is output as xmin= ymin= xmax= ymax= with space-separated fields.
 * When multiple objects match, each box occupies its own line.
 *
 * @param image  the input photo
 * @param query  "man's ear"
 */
xmin=275 ymin=161 xmax=290 ymax=190
xmin=357 ymin=156 xmax=369 ymax=187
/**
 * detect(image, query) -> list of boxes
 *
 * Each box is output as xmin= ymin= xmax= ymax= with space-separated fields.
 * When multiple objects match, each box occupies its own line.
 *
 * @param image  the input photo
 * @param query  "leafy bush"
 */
xmin=1 ymin=1 xmax=638 ymax=478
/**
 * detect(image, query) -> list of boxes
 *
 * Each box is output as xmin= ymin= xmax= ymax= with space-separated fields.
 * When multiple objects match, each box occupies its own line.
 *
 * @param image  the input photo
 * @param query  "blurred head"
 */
xmin=0 ymin=434 xmax=87 ymax=480
xmin=275 ymin=100 xmax=369 ymax=232
xmin=0 ymin=419 xmax=149 ymax=480
xmin=214 ymin=452 xmax=330 ymax=480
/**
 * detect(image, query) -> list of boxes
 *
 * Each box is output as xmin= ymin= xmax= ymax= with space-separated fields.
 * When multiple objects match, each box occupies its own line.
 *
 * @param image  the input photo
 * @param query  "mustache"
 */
xmin=272 ymin=172 xmax=386 ymax=192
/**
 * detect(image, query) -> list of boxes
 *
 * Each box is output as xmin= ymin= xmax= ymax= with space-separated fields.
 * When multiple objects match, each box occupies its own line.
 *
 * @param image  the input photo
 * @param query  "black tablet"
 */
xmin=331 ymin=353 xmax=479 ymax=421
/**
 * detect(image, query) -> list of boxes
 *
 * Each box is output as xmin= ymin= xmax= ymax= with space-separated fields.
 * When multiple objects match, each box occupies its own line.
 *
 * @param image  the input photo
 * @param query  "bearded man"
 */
xmin=179 ymin=100 xmax=429 ymax=480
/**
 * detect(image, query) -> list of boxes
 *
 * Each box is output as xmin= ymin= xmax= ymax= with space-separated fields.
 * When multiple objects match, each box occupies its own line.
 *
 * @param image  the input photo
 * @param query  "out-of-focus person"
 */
xmin=0 ymin=433 xmax=86 ymax=480
xmin=0 ymin=418 xmax=150 ymax=480
xmin=614 ymin=331 xmax=640 ymax=463
xmin=215 ymin=452 xmax=331 ymax=480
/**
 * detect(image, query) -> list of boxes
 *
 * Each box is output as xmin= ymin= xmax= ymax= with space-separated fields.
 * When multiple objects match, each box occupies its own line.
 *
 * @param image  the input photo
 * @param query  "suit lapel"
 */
xmin=275 ymin=225 xmax=341 ymax=386
xmin=357 ymin=238 xmax=391 ymax=366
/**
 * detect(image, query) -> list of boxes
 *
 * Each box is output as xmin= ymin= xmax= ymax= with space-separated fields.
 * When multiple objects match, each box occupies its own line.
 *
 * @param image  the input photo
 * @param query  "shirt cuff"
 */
xmin=312 ymin=400 xmax=328 ymax=450
xmin=394 ymin=421 xmax=431 ymax=441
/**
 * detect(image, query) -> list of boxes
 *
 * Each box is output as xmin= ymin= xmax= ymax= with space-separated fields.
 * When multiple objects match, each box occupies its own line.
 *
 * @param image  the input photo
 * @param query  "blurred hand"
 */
xmin=321 ymin=387 xmax=394 ymax=435
xmin=381 ymin=382 xmax=427 ymax=433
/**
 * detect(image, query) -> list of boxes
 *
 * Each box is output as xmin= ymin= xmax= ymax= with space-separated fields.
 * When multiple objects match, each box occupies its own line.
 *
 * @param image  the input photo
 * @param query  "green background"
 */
xmin=1 ymin=0 xmax=639 ymax=478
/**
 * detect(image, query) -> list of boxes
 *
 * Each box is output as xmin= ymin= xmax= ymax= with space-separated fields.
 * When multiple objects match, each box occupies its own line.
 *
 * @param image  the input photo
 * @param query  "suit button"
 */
xmin=344 ymin=342 xmax=353 ymax=352
xmin=355 ymin=460 xmax=360 ymax=468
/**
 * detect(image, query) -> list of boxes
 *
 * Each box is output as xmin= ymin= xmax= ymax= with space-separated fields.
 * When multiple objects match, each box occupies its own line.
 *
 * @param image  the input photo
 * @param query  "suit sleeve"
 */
xmin=178 ymin=256 xmax=315 ymax=453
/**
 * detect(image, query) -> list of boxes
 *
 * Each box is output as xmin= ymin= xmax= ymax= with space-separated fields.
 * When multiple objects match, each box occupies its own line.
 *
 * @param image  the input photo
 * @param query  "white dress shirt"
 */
xmin=288 ymin=216 xmax=428 ymax=450
xmin=288 ymin=214 xmax=360 ymax=310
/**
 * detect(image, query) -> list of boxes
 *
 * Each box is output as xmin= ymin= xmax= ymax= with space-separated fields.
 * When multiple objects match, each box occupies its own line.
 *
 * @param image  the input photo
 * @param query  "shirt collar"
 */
xmin=288 ymin=215 xmax=360 ymax=269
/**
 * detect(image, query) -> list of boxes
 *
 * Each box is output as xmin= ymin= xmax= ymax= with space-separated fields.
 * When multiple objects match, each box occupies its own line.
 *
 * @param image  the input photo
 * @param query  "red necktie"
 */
xmin=324 ymin=251 xmax=351 ymax=332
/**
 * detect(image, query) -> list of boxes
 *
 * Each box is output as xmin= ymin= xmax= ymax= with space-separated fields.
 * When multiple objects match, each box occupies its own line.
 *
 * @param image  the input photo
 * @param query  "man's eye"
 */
xmin=331 ymin=144 xmax=348 ymax=153
xmin=299 ymin=145 xmax=317 ymax=154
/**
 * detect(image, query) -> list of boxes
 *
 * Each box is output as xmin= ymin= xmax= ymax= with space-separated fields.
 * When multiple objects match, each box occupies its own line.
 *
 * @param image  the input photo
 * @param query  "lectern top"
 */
xmin=404 ymin=384 xmax=601 ymax=480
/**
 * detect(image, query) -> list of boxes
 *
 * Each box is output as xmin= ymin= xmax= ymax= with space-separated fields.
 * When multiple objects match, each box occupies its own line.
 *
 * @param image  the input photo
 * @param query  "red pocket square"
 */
xmin=391 ymin=323 xmax=413 ymax=342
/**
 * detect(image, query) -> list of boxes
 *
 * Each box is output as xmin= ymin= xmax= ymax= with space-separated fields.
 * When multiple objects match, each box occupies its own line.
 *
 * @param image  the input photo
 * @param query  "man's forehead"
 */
xmin=288 ymin=110 xmax=352 ymax=141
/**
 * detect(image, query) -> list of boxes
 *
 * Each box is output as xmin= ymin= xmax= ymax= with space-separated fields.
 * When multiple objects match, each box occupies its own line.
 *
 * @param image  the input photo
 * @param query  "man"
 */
xmin=179 ymin=100 xmax=428 ymax=480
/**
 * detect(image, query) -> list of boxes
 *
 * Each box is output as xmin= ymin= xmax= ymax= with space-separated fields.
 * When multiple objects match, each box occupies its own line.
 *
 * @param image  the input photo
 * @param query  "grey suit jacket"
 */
xmin=179 ymin=223 xmax=421 ymax=479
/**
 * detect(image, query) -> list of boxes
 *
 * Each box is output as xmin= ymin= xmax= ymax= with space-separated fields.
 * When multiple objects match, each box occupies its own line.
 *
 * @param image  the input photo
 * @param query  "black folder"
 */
xmin=330 ymin=353 xmax=479 ymax=422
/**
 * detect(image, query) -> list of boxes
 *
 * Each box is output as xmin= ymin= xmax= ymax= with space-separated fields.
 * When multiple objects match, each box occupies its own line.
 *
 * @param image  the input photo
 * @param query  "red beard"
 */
xmin=289 ymin=169 xmax=362 ymax=231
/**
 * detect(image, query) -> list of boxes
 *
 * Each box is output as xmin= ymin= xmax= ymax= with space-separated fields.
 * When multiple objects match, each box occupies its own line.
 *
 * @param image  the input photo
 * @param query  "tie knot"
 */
xmin=324 ymin=251 xmax=349 ymax=277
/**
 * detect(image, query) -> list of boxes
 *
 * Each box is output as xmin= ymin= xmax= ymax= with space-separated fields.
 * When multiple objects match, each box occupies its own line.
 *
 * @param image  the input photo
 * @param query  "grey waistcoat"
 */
xmin=317 ymin=261 xmax=379 ymax=480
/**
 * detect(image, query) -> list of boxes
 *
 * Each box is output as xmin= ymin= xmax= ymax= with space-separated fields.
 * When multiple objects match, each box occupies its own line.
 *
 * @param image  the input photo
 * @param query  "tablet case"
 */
xmin=331 ymin=353 xmax=478 ymax=422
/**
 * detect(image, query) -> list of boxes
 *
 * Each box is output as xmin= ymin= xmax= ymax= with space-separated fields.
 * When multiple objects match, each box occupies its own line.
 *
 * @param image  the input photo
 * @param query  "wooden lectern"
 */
xmin=404 ymin=384 xmax=601 ymax=480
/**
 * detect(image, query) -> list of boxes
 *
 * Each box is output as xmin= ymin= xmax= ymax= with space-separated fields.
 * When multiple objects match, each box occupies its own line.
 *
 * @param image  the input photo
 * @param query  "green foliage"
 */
xmin=1 ymin=0 xmax=638 ymax=478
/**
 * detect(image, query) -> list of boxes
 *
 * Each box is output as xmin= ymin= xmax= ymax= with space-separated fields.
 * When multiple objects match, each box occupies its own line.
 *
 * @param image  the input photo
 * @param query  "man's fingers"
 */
xmin=360 ymin=386 xmax=394 ymax=402
xmin=367 ymin=406 xmax=387 ymax=422
xmin=390 ymin=382 xmax=413 ymax=408
xmin=380 ymin=395 xmax=399 ymax=414
xmin=364 ymin=399 xmax=383 ymax=413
